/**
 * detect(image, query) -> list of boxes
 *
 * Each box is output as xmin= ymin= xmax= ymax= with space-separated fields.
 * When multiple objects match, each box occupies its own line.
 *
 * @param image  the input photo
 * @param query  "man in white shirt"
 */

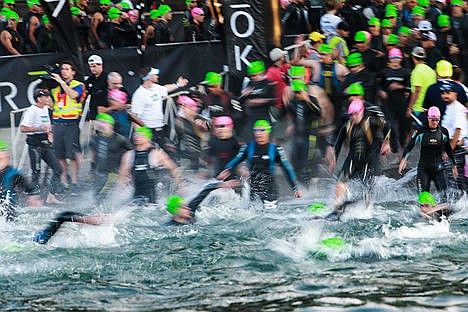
xmin=131 ymin=67 xmax=188 ymax=149
xmin=440 ymin=81 xmax=467 ymax=193
xmin=320 ymin=0 xmax=342 ymax=41
xmin=20 ymin=89 xmax=64 ymax=204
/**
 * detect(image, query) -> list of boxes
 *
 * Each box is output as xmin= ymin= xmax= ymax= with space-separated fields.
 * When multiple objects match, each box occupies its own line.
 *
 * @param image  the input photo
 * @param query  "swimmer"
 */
xmin=33 ymin=211 xmax=113 ymax=244
xmin=166 ymin=180 xmax=240 ymax=225
xmin=417 ymin=191 xmax=451 ymax=220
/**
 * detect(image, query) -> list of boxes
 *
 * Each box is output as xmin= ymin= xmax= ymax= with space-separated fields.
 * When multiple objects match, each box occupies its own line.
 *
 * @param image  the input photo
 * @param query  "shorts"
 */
xmin=53 ymin=122 xmax=81 ymax=160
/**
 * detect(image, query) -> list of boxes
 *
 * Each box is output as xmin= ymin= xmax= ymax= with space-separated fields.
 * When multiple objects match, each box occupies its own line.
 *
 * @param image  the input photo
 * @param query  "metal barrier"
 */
xmin=9 ymin=108 xmax=28 ymax=170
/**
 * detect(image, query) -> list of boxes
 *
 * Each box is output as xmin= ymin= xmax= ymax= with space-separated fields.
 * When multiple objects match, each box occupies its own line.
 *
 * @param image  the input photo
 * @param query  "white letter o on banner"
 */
xmin=230 ymin=11 xmax=255 ymax=38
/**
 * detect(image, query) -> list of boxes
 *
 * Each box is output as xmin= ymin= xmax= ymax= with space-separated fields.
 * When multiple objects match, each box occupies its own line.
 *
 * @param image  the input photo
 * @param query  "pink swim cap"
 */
xmin=177 ymin=95 xmax=198 ymax=110
xmin=348 ymin=99 xmax=364 ymax=115
xmin=427 ymin=106 xmax=441 ymax=119
xmin=363 ymin=31 xmax=372 ymax=42
xmin=388 ymin=48 xmax=403 ymax=59
xmin=191 ymin=7 xmax=204 ymax=18
xmin=214 ymin=116 xmax=234 ymax=128
xmin=108 ymin=89 xmax=128 ymax=103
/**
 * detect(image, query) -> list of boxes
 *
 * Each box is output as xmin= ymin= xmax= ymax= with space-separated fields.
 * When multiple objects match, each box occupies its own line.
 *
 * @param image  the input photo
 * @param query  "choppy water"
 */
xmin=1 ymin=174 xmax=467 ymax=311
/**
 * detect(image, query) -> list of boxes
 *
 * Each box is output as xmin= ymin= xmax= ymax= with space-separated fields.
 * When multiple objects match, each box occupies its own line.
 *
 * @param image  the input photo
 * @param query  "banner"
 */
xmin=223 ymin=0 xmax=281 ymax=93
xmin=0 ymin=42 xmax=226 ymax=126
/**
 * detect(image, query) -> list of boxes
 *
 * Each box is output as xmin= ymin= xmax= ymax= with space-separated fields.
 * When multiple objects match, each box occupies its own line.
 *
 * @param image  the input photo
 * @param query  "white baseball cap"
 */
xmin=418 ymin=20 xmax=432 ymax=31
xmin=88 ymin=55 xmax=103 ymax=64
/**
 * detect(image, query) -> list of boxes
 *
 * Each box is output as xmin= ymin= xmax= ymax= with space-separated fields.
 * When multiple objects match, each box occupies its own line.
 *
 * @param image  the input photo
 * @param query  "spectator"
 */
xmin=420 ymin=31 xmax=443 ymax=68
xmin=50 ymin=61 xmax=85 ymax=187
xmin=90 ymin=0 xmax=111 ymax=49
xmin=408 ymin=47 xmax=437 ymax=119
xmin=22 ymin=0 xmax=43 ymax=53
xmin=266 ymin=47 xmax=289 ymax=143
xmin=131 ymin=67 xmax=188 ymax=149
xmin=329 ymin=21 xmax=351 ymax=64
xmin=84 ymin=54 xmax=107 ymax=120
xmin=320 ymin=0 xmax=342 ymax=40
xmin=20 ymin=88 xmax=64 ymax=204
xmin=154 ymin=5 xmax=174 ymax=44
xmin=282 ymin=0 xmax=310 ymax=35
xmin=184 ymin=7 xmax=205 ymax=42
xmin=423 ymin=60 xmax=468 ymax=118
xmin=363 ymin=0 xmax=386 ymax=21
xmin=0 ymin=10 xmax=20 ymax=55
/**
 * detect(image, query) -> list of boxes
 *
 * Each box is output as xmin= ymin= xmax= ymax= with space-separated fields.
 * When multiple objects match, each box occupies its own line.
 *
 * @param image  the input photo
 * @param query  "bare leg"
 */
xmin=59 ymin=159 xmax=68 ymax=184
xmin=69 ymin=160 xmax=78 ymax=184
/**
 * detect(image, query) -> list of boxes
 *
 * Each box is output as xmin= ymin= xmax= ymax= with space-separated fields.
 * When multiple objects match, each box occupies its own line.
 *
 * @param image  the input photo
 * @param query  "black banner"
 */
xmin=223 ymin=0 xmax=281 ymax=93
xmin=0 ymin=42 xmax=226 ymax=126
xmin=39 ymin=0 xmax=81 ymax=69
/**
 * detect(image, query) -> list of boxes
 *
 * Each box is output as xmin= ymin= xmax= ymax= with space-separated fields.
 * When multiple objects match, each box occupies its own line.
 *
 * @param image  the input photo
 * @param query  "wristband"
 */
xmin=292 ymin=186 xmax=298 ymax=193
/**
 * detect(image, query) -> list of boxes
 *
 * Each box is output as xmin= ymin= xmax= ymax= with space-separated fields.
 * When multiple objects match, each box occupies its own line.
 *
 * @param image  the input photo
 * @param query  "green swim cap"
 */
xmin=398 ymin=26 xmax=412 ymax=35
xmin=0 ymin=141 xmax=9 ymax=151
xmin=42 ymin=15 xmax=49 ymax=24
xmin=253 ymin=120 xmax=271 ymax=132
xmin=418 ymin=191 xmax=436 ymax=205
xmin=107 ymin=7 xmax=122 ymax=20
xmin=385 ymin=9 xmax=397 ymax=18
xmin=166 ymin=195 xmax=184 ymax=214
xmin=387 ymin=34 xmax=399 ymax=45
xmin=70 ymin=7 xmax=81 ymax=16
xmin=205 ymin=72 xmax=223 ymax=85
xmin=6 ymin=10 xmax=18 ymax=21
xmin=158 ymin=4 xmax=172 ymax=15
xmin=320 ymin=237 xmax=345 ymax=249
xmin=418 ymin=0 xmax=429 ymax=7
xmin=347 ymin=52 xmax=363 ymax=67
xmin=100 ymin=0 xmax=111 ymax=4
xmin=4 ymin=0 xmax=14 ymax=5
xmin=247 ymin=60 xmax=265 ymax=75
xmin=309 ymin=203 xmax=326 ymax=212
xmin=96 ymin=113 xmax=115 ymax=125
xmin=27 ymin=0 xmax=40 ymax=7
xmin=451 ymin=0 xmax=464 ymax=6
xmin=135 ymin=126 xmax=153 ymax=139
xmin=119 ymin=1 xmax=131 ymax=9
xmin=437 ymin=14 xmax=450 ymax=28
xmin=288 ymin=65 xmax=306 ymax=77
xmin=381 ymin=19 xmax=393 ymax=28
xmin=291 ymin=79 xmax=307 ymax=92
xmin=347 ymin=83 xmax=365 ymax=96
xmin=318 ymin=43 xmax=332 ymax=54
xmin=368 ymin=17 xmax=381 ymax=26
xmin=385 ymin=4 xmax=397 ymax=12
xmin=149 ymin=9 xmax=161 ymax=19
xmin=412 ymin=6 xmax=425 ymax=17
xmin=354 ymin=31 xmax=368 ymax=42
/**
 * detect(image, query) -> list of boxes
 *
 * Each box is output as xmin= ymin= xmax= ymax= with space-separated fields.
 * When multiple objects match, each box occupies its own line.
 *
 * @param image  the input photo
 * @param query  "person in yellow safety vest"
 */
xmin=50 ymin=60 xmax=86 ymax=188
xmin=329 ymin=21 xmax=350 ymax=65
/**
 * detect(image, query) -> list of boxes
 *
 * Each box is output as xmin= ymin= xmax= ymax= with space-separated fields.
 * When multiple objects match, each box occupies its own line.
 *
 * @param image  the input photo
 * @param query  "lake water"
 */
xmin=1 ymin=172 xmax=467 ymax=311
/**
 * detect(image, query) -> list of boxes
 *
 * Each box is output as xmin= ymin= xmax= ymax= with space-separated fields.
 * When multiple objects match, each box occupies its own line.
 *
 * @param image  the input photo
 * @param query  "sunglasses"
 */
xmin=253 ymin=128 xmax=268 ymax=133
xmin=355 ymin=41 xmax=365 ymax=44
xmin=37 ymin=90 xmax=51 ymax=96
xmin=429 ymin=118 xmax=440 ymax=121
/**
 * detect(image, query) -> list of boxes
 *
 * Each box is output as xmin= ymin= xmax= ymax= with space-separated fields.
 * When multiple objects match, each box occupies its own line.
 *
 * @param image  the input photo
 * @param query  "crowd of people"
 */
xmin=0 ymin=0 xmax=220 ymax=55
xmin=0 ymin=0 xmax=467 ymax=233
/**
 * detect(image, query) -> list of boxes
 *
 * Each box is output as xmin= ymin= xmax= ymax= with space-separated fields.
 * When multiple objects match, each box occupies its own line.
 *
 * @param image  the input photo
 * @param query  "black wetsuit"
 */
xmin=33 ymin=211 xmax=85 ymax=244
xmin=0 ymin=27 xmax=21 ymax=56
xmin=207 ymin=135 xmax=240 ymax=178
xmin=378 ymin=66 xmax=411 ymax=151
xmin=287 ymin=95 xmax=321 ymax=183
xmin=132 ymin=147 xmax=167 ymax=203
xmin=91 ymin=132 xmax=133 ymax=194
xmin=334 ymin=110 xmax=390 ymax=183
xmin=154 ymin=21 xmax=173 ymax=44
xmin=176 ymin=117 xmax=203 ymax=170
xmin=402 ymin=125 xmax=454 ymax=195
xmin=224 ymin=142 xmax=298 ymax=202
xmin=0 ymin=166 xmax=38 ymax=221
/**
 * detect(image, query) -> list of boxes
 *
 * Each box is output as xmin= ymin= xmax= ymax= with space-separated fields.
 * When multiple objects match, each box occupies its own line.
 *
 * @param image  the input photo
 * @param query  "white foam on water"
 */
xmin=382 ymin=218 xmax=453 ymax=240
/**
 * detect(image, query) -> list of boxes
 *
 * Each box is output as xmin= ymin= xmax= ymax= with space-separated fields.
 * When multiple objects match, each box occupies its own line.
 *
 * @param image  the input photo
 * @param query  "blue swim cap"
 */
xmin=33 ymin=229 xmax=52 ymax=245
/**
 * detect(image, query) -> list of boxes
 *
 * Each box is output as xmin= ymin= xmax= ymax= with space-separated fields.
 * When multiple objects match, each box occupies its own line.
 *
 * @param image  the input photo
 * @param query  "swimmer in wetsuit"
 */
xmin=399 ymin=106 xmax=456 ymax=200
xmin=217 ymin=120 xmax=302 ymax=204
xmin=165 ymin=180 xmax=240 ymax=225
xmin=417 ymin=191 xmax=451 ymax=221
xmin=33 ymin=211 xmax=113 ymax=244
xmin=328 ymin=99 xmax=391 ymax=218
xmin=0 ymin=141 xmax=42 ymax=221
